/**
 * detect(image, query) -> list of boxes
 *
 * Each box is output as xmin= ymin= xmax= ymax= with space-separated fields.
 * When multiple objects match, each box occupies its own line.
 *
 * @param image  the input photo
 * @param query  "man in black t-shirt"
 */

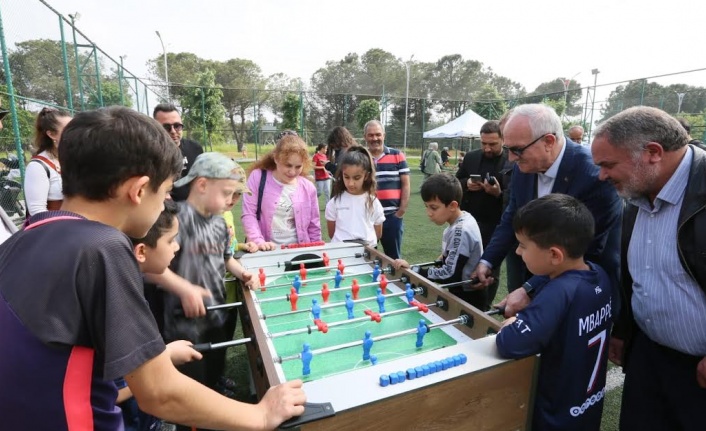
xmin=456 ymin=120 xmax=512 ymax=308
xmin=153 ymin=103 xmax=204 ymax=201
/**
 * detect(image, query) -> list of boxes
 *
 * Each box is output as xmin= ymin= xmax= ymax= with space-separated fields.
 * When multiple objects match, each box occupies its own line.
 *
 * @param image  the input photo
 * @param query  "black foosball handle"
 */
xmin=279 ymin=402 xmax=336 ymax=429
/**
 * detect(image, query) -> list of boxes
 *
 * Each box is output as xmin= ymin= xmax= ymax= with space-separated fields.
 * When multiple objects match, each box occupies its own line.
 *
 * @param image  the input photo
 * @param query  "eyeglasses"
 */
xmin=162 ymin=123 xmax=184 ymax=132
xmin=503 ymin=133 xmax=555 ymax=157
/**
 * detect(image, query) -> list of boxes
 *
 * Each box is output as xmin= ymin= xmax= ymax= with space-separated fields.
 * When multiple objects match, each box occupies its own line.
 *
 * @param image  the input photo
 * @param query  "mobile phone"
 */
xmin=470 ymin=174 xmax=482 ymax=183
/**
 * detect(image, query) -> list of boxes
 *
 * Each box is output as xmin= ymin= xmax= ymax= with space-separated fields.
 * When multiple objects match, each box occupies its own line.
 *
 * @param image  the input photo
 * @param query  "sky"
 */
xmin=3 ymin=0 xmax=706 ymax=118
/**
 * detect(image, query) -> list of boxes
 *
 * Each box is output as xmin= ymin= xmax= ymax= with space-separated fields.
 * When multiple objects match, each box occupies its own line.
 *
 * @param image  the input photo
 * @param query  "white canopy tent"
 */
xmin=423 ymin=109 xmax=488 ymax=139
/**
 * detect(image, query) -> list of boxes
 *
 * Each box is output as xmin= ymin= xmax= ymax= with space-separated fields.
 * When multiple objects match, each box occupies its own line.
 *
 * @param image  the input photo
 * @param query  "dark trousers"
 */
xmin=505 ymin=248 xmax=525 ymax=292
xmin=620 ymin=331 xmax=706 ymax=431
xmin=380 ymin=213 xmax=403 ymax=259
xmin=477 ymin=221 xmax=500 ymax=311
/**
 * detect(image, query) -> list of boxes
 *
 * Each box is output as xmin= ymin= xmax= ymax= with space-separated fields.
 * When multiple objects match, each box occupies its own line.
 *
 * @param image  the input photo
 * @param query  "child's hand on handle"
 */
xmin=494 ymin=288 xmax=530 ymax=318
xmin=243 ymin=241 xmax=259 ymax=253
xmin=392 ymin=259 xmax=410 ymax=271
xmin=166 ymin=340 xmax=203 ymax=366
xmin=179 ymin=284 xmax=212 ymax=318
xmin=242 ymin=270 xmax=259 ymax=290
xmin=257 ymin=380 xmax=307 ymax=430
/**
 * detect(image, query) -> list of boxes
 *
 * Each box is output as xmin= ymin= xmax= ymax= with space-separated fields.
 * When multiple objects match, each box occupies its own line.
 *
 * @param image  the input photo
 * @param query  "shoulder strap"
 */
xmin=32 ymin=155 xmax=59 ymax=174
xmin=256 ymin=169 xmax=267 ymax=221
xmin=25 ymin=215 xmax=81 ymax=231
xmin=29 ymin=158 xmax=51 ymax=178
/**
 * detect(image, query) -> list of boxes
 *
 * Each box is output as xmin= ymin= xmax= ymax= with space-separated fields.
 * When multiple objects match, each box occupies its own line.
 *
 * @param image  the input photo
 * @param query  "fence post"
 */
xmin=59 ymin=16 xmax=74 ymax=112
xmin=91 ymin=45 xmax=103 ymax=107
xmin=69 ymin=15 xmax=85 ymax=111
xmin=0 ymin=3 xmax=25 ymax=177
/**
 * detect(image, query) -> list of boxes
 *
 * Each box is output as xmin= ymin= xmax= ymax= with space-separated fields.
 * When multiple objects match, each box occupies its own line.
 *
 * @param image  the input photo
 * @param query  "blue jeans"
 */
xmin=380 ymin=213 xmax=403 ymax=259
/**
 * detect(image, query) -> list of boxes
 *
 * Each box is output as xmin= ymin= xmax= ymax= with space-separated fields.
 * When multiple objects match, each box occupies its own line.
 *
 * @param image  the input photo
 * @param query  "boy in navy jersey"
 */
xmin=0 ymin=107 xmax=304 ymax=431
xmin=496 ymin=194 xmax=613 ymax=431
xmin=393 ymin=173 xmax=484 ymax=309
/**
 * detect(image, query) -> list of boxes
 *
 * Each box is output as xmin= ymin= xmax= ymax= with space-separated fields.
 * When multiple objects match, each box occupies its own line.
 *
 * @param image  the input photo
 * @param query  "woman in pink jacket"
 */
xmin=242 ymin=132 xmax=321 ymax=251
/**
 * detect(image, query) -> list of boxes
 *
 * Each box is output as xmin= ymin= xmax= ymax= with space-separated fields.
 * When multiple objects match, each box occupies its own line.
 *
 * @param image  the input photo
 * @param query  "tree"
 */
xmin=600 ymin=80 xmax=706 ymax=121
xmin=526 ymin=78 xmax=582 ymax=116
xmin=265 ymin=73 xmax=304 ymax=121
xmin=472 ymin=85 xmax=507 ymax=120
xmin=355 ymin=99 xmax=380 ymax=131
xmin=281 ymin=93 xmax=300 ymax=131
xmin=148 ymin=52 xmax=213 ymax=101
xmin=179 ymin=69 xmax=225 ymax=148
xmin=87 ymin=80 xmax=133 ymax=108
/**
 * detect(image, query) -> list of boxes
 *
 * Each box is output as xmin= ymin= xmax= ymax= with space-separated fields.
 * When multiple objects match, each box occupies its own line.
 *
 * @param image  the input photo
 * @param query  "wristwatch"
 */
xmin=522 ymin=281 xmax=536 ymax=299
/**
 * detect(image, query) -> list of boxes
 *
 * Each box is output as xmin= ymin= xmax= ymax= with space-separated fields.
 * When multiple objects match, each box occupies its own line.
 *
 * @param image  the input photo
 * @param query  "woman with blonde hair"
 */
xmin=242 ymin=133 xmax=321 ymax=251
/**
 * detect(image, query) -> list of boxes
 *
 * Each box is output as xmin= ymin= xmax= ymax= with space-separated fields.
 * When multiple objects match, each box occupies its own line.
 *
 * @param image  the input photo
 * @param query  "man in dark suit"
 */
xmin=471 ymin=104 xmax=622 ymax=316
xmin=153 ymin=104 xmax=204 ymax=202
xmin=456 ymin=120 xmax=512 ymax=309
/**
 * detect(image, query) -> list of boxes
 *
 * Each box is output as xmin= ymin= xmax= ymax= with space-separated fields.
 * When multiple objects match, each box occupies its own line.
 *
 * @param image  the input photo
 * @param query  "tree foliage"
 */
xmin=600 ymin=80 xmax=706 ymax=121
xmin=355 ymin=99 xmax=380 ymax=131
xmin=179 ymin=69 xmax=225 ymax=148
xmin=525 ymin=78 xmax=582 ymax=116
xmin=281 ymin=93 xmax=300 ymax=131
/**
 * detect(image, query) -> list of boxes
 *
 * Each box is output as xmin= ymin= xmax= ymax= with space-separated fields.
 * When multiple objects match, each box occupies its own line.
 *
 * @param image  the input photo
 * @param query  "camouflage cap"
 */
xmin=173 ymin=152 xmax=251 ymax=194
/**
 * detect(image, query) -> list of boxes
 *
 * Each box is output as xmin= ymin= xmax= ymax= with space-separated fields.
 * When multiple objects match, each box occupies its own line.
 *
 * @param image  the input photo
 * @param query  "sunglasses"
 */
xmin=503 ymin=133 xmax=555 ymax=157
xmin=162 ymin=123 xmax=184 ymax=132
xmin=276 ymin=130 xmax=298 ymax=141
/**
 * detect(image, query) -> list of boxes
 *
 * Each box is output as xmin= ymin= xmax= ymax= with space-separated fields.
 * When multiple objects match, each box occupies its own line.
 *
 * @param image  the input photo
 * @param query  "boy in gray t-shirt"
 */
xmin=149 ymin=152 xmax=258 ymax=394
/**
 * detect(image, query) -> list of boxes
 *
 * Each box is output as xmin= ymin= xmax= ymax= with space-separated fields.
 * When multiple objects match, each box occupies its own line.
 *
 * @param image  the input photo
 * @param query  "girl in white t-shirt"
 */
xmin=325 ymin=147 xmax=385 ymax=247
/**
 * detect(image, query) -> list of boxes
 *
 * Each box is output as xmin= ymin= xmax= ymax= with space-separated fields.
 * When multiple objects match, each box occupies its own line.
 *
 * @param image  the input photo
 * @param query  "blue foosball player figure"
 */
xmin=362 ymin=330 xmax=374 ymax=360
xmin=292 ymin=275 xmax=302 ymax=294
xmin=334 ymin=270 xmax=343 ymax=289
xmin=372 ymin=264 xmax=380 ymax=282
xmin=376 ymin=287 xmax=386 ymax=313
xmin=311 ymin=298 xmax=321 ymax=320
xmin=302 ymin=343 xmax=313 ymax=376
xmin=345 ymin=293 xmax=355 ymax=319
xmin=416 ymin=319 xmax=428 ymax=348
xmin=405 ymin=283 xmax=415 ymax=305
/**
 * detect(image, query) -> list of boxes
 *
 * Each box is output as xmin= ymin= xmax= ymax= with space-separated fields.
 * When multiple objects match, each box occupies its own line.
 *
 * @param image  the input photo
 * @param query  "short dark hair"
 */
xmin=513 ymin=194 xmax=594 ymax=258
xmin=420 ymin=173 xmax=462 ymax=206
xmin=130 ymin=199 xmax=178 ymax=248
xmin=60 ymin=107 xmax=183 ymax=200
xmin=152 ymin=103 xmax=179 ymax=119
xmin=480 ymin=120 xmax=501 ymax=136
xmin=677 ymin=117 xmax=691 ymax=134
xmin=316 ymin=143 xmax=327 ymax=152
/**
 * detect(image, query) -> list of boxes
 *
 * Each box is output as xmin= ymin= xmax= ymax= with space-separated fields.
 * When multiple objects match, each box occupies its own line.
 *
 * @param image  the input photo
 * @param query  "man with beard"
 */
xmin=364 ymin=120 xmax=410 ymax=259
xmin=470 ymin=104 xmax=622 ymax=317
xmin=153 ymin=104 xmax=203 ymax=202
xmin=591 ymin=106 xmax=706 ymax=430
xmin=456 ymin=120 xmax=512 ymax=309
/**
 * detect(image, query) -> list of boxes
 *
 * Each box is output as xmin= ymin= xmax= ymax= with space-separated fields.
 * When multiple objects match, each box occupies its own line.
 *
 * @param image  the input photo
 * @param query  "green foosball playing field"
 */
xmin=255 ymin=267 xmax=458 ymax=382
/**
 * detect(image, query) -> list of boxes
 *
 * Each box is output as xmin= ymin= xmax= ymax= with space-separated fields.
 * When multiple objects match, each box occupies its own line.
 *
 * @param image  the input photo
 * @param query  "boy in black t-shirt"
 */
xmin=0 ymin=107 xmax=304 ymax=431
xmin=496 ymin=194 xmax=613 ymax=431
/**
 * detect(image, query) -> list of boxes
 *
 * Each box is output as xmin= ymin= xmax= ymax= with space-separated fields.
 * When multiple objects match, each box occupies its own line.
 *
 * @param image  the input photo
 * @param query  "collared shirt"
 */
xmin=628 ymin=146 xmax=706 ymax=356
xmin=373 ymin=146 xmax=410 ymax=215
xmin=537 ymin=141 xmax=567 ymax=197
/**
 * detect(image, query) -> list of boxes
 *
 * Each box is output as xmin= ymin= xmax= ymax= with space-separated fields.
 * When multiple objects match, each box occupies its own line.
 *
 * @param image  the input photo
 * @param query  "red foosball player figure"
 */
xmin=322 ymin=252 xmax=330 ymax=268
xmin=351 ymin=279 xmax=360 ymax=300
xmin=337 ymin=259 xmax=345 ymax=275
xmin=258 ymin=268 xmax=266 ymax=291
xmin=321 ymin=283 xmax=330 ymax=304
xmin=289 ymin=287 xmax=299 ymax=311
xmin=299 ymin=263 xmax=307 ymax=281
xmin=379 ymin=274 xmax=388 ymax=294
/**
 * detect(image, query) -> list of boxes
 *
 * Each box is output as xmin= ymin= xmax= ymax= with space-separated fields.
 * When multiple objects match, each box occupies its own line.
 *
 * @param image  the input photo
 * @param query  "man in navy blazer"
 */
xmin=471 ymin=104 xmax=622 ymax=316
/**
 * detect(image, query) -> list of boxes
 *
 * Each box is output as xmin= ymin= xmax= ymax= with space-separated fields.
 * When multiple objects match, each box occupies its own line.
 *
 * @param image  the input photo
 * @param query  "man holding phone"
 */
xmin=456 ymin=120 xmax=512 ymax=309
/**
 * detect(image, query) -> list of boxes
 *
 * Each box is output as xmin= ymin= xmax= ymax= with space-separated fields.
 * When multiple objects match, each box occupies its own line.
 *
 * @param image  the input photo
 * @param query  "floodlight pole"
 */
xmin=403 ymin=54 xmax=414 ymax=153
xmin=562 ymin=72 xmax=580 ymax=120
xmin=155 ymin=31 xmax=169 ymax=102
xmin=587 ymin=68 xmax=600 ymax=144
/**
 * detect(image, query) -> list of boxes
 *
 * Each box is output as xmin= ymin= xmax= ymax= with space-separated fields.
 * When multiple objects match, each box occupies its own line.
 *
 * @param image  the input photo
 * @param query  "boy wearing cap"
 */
xmin=149 ymin=152 xmax=259 ymax=403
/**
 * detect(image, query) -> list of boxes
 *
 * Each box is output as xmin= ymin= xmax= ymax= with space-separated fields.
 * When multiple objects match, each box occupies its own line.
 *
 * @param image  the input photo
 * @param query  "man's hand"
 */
xmin=257 ymin=380 xmax=307 ymax=429
xmin=696 ymin=356 xmax=706 ymax=388
xmin=392 ymin=259 xmax=410 ymax=271
xmin=608 ymin=336 xmax=624 ymax=366
xmin=179 ymin=284 xmax=211 ymax=318
xmin=466 ymin=179 xmax=483 ymax=192
xmin=258 ymin=242 xmax=277 ymax=251
xmin=242 ymin=270 xmax=259 ymax=290
xmin=394 ymin=209 xmax=405 ymax=218
xmin=494 ymin=288 xmax=530 ymax=317
xmin=165 ymin=340 xmax=203 ymax=366
xmin=470 ymin=262 xmax=494 ymax=288
xmin=481 ymin=179 xmax=502 ymax=197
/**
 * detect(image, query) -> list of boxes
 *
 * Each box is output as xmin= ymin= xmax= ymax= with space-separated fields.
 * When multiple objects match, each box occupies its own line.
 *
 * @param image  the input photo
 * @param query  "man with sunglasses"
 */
xmin=153 ymin=104 xmax=204 ymax=201
xmin=471 ymin=104 xmax=622 ymax=318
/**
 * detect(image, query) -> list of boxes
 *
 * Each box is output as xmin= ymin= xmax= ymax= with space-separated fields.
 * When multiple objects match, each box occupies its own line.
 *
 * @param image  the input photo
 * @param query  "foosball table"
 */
xmin=238 ymin=242 xmax=537 ymax=430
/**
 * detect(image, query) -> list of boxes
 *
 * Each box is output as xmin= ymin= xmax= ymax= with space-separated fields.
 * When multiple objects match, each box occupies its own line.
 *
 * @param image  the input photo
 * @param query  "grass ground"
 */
xmin=224 ymin=163 xmax=622 ymax=430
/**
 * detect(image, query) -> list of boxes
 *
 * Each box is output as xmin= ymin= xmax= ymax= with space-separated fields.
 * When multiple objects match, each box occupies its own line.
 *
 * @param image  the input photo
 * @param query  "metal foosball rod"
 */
xmin=435 ymin=277 xmax=481 ymax=290
xmin=261 ymin=264 xmax=389 ymax=290
xmin=261 ymin=286 xmax=423 ymax=320
xmin=267 ymin=299 xmax=440 ymax=339
xmin=254 ymin=252 xmax=365 ymax=270
xmin=274 ymin=315 xmax=469 ymax=363
xmin=255 ymin=278 xmax=403 ymax=305
xmin=175 ymin=301 xmax=243 ymax=316
xmin=192 ymin=337 xmax=251 ymax=352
